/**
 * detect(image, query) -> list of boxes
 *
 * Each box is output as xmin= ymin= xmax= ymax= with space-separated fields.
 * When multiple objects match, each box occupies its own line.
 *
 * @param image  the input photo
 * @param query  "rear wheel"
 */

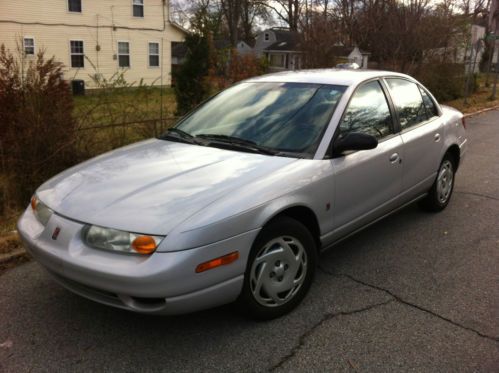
xmin=237 ymin=216 xmax=317 ymax=320
xmin=419 ymin=153 xmax=456 ymax=212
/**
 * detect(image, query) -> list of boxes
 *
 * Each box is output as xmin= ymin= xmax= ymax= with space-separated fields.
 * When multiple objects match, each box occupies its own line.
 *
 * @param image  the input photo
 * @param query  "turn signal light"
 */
xmin=195 ymin=251 xmax=239 ymax=273
xmin=131 ymin=235 xmax=157 ymax=255
xmin=31 ymin=195 xmax=38 ymax=210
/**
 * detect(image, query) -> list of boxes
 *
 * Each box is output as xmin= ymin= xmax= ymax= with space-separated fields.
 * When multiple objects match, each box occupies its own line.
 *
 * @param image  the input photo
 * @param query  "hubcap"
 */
xmin=436 ymin=160 xmax=454 ymax=204
xmin=250 ymin=236 xmax=307 ymax=307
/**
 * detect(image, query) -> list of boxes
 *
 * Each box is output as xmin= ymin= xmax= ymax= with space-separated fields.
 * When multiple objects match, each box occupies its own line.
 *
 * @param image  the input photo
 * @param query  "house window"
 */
xmin=70 ymin=40 xmax=84 ymax=68
xmin=148 ymin=42 xmax=159 ymax=67
xmin=133 ymin=0 xmax=144 ymax=17
xmin=118 ymin=42 xmax=130 ymax=68
xmin=269 ymin=53 xmax=285 ymax=68
xmin=264 ymin=33 xmax=270 ymax=41
xmin=23 ymin=38 xmax=35 ymax=56
xmin=68 ymin=0 xmax=82 ymax=12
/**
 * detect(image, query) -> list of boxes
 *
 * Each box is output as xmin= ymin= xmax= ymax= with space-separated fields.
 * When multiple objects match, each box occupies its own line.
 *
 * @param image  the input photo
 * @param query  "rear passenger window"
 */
xmin=339 ymin=80 xmax=392 ymax=140
xmin=386 ymin=78 xmax=427 ymax=130
xmin=419 ymin=86 xmax=439 ymax=118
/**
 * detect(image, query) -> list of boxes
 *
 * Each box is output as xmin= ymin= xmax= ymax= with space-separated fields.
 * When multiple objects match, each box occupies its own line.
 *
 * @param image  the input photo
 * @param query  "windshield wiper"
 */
xmin=195 ymin=134 xmax=278 ymax=155
xmin=196 ymin=133 xmax=254 ymax=144
xmin=159 ymin=127 xmax=200 ymax=145
xmin=167 ymin=127 xmax=193 ymax=138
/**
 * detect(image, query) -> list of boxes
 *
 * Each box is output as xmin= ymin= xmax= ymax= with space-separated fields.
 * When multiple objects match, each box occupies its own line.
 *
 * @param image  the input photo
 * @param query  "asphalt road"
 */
xmin=1 ymin=110 xmax=498 ymax=372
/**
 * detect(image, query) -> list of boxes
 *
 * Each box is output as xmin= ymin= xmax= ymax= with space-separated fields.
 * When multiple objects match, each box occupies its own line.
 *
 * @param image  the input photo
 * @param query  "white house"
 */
xmin=425 ymin=24 xmax=489 ymax=73
xmin=250 ymin=29 xmax=370 ymax=71
xmin=346 ymin=46 xmax=370 ymax=68
xmin=0 ymin=0 xmax=187 ymax=89
xmin=236 ymin=40 xmax=253 ymax=55
xmin=253 ymin=28 xmax=303 ymax=71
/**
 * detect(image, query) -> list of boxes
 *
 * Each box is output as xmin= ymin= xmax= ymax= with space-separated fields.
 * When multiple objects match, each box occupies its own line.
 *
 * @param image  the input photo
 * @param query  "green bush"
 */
xmin=173 ymin=34 xmax=210 ymax=116
xmin=416 ymin=63 xmax=480 ymax=102
xmin=416 ymin=63 xmax=467 ymax=102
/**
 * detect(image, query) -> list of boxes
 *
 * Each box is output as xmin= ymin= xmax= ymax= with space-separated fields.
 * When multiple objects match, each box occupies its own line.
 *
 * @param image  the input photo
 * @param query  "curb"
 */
xmin=463 ymin=105 xmax=499 ymax=118
xmin=0 ymin=232 xmax=28 ymax=266
xmin=0 ymin=248 xmax=27 ymax=265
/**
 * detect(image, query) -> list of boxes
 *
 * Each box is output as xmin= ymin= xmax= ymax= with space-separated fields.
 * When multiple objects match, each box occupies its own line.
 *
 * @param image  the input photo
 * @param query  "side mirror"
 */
xmin=333 ymin=132 xmax=378 ymax=156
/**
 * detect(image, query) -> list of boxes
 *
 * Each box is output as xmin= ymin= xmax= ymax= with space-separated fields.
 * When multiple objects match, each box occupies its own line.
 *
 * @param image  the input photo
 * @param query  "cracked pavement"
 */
xmin=1 ymin=110 xmax=498 ymax=372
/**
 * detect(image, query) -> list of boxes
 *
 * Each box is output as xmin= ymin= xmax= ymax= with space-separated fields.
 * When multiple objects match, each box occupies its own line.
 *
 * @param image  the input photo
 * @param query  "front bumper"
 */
xmin=458 ymin=137 xmax=468 ymax=167
xmin=17 ymin=208 xmax=259 ymax=315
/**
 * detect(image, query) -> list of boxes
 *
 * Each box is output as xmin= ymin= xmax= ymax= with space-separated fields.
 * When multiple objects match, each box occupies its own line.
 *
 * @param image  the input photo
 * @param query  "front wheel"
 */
xmin=419 ymin=153 xmax=456 ymax=212
xmin=237 ymin=216 xmax=317 ymax=320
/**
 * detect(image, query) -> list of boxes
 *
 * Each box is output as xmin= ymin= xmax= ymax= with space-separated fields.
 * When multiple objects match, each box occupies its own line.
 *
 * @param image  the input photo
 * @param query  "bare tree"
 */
xmin=190 ymin=0 xmax=225 ymax=37
xmin=221 ymin=0 xmax=242 ymax=46
xmin=170 ymin=0 xmax=192 ymax=29
xmin=240 ymin=0 xmax=270 ymax=43
xmin=300 ymin=9 xmax=342 ymax=67
xmin=459 ymin=0 xmax=490 ymax=20
xmin=259 ymin=0 xmax=303 ymax=30
xmin=186 ymin=0 xmax=268 ymax=46
xmin=347 ymin=0 xmax=460 ymax=73
xmin=329 ymin=0 xmax=359 ymax=46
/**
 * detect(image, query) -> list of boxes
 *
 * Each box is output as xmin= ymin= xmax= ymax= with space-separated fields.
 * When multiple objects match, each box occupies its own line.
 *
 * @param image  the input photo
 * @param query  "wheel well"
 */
xmin=271 ymin=206 xmax=321 ymax=251
xmin=446 ymin=145 xmax=460 ymax=170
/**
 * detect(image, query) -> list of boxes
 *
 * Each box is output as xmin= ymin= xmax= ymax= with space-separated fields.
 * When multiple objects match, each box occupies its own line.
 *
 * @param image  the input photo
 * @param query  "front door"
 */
xmin=325 ymin=80 xmax=404 ymax=243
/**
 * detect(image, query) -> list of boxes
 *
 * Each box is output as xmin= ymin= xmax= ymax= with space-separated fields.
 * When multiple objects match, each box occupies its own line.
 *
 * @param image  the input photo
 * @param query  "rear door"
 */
xmin=384 ymin=78 xmax=444 ymax=199
xmin=328 ymin=79 xmax=404 ymax=241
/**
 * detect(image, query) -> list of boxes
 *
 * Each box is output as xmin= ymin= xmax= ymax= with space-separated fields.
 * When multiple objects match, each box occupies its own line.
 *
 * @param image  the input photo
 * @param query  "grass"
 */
xmin=0 ymin=212 xmax=18 ymax=237
xmin=74 ymin=86 xmax=178 ymax=155
xmin=0 ymin=232 xmax=21 ymax=255
xmin=74 ymin=86 xmax=177 ymax=128
xmin=444 ymin=74 xmax=499 ymax=114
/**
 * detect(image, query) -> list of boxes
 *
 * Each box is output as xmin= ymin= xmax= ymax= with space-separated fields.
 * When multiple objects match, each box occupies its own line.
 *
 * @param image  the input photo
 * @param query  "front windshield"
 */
xmin=173 ymin=82 xmax=346 ymax=156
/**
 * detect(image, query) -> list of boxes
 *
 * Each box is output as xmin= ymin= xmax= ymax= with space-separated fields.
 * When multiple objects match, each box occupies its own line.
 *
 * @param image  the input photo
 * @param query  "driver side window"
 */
xmin=339 ymin=80 xmax=392 ymax=140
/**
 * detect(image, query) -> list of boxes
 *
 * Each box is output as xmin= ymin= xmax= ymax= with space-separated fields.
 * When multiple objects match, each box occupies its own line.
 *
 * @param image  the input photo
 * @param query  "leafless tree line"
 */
xmin=300 ymin=0 xmax=491 ymax=72
xmin=171 ymin=0 xmax=492 ymax=73
xmin=171 ymin=0 xmax=271 ymax=45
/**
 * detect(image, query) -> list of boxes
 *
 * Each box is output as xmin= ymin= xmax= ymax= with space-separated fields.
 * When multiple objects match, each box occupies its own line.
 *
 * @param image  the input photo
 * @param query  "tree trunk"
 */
xmin=222 ymin=0 xmax=241 ymax=47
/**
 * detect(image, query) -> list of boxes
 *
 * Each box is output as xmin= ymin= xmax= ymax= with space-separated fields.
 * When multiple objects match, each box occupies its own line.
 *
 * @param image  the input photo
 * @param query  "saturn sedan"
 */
xmin=18 ymin=69 xmax=467 ymax=319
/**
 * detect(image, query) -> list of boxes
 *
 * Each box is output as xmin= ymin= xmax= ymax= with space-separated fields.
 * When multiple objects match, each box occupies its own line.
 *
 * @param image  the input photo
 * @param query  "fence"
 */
xmin=76 ymin=116 xmax=178 ymax=156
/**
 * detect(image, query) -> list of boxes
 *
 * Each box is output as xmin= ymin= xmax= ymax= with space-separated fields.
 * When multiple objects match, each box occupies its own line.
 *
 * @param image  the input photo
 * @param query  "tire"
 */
xmin=236 ymin=216 xmax=317 ymax=320
xmin=419 ymin=153 xmax=456 ymax=212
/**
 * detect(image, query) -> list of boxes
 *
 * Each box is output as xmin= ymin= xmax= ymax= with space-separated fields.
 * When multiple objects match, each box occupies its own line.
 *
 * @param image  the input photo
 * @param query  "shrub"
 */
xmin=206 ymin=49 xmax=267 ymax=91
xmin=227 ymin=51 xmax=267 ymax=84
xmin=0 ymin=44 xmax=78 ymax=212
xmin=173 ymin=36 xmax=267 ymax=115
xmin=173 ymin=34 xmax=210 ymax=116
xmin=416 ymin=63 xmax=467 ymax=102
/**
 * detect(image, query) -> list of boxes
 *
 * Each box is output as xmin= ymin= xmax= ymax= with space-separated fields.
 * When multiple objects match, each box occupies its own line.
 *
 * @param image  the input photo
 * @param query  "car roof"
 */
xmin=245 ymin=69 xmax=411 ymax=87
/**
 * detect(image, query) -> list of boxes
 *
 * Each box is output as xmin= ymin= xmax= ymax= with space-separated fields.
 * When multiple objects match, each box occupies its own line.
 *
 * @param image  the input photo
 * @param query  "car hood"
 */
xmin=37 ymin=139 xmax=297 ymax=235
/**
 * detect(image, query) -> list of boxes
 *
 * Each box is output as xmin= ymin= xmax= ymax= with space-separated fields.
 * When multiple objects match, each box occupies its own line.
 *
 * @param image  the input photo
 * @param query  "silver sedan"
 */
xmin=18 ymin=69 xmax=467 ymax=319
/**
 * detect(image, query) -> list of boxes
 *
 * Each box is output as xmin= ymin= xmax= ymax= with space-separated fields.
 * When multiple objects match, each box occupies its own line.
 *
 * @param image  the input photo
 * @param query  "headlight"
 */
xmin=83 ymin=225 xmax=163 ymax=255
xmin=30 ymin=195 xmax=53 ymax=226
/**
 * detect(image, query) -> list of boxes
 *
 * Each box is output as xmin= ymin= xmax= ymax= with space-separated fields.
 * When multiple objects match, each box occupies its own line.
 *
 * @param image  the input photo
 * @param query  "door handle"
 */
xmin=389 ymin=153 xmax=400 ymax=164
xmin=434 ymin=133 xmax=441 ymax=142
